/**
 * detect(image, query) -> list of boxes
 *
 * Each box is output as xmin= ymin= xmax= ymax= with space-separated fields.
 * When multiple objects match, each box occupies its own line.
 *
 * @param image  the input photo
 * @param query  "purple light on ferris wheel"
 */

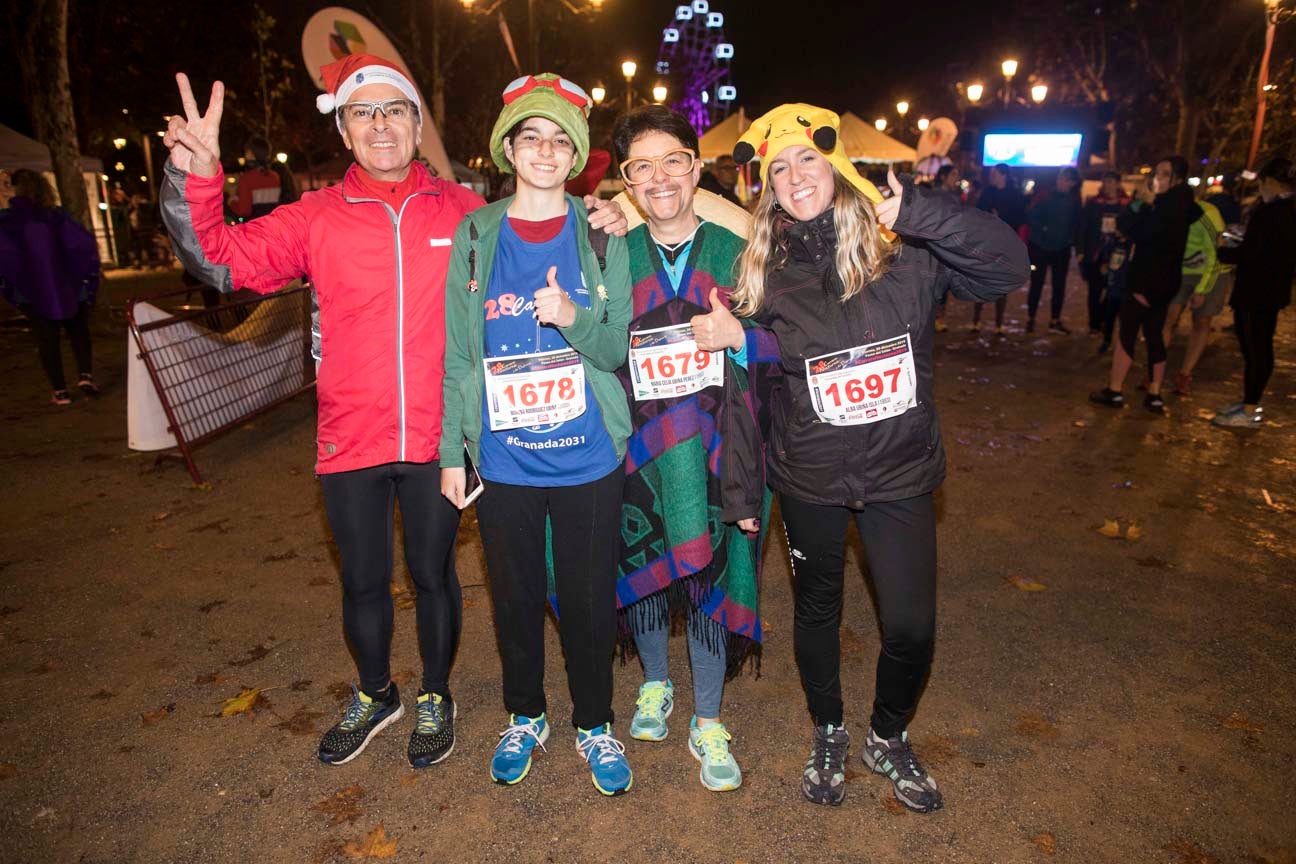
xmin=656 ymin=1 xmax=736 ymax=135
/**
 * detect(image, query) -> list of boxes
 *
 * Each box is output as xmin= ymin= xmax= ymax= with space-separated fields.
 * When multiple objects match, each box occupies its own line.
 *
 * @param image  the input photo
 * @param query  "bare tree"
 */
xmin=7 ymin=0 xmax=91 ymax=228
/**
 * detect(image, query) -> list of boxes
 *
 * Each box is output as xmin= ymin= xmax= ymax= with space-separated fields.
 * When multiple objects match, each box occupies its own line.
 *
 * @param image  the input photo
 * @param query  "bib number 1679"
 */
xmin=636 ymin=349 xmax=711 ymax=381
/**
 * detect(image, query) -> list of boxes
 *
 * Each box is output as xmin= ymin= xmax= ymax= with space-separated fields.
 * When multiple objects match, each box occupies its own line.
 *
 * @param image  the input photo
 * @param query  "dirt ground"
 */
xmin=0 ymin=267 xmax=1293 ymax=864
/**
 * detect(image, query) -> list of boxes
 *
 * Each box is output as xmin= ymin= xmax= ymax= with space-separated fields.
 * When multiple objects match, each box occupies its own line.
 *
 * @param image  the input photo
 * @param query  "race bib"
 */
xmin=484 ymin=347 xmax=586 ymax=431
xmin=628 ymin=323 xmax=723 ymax=401
xmin=805 ymin=333 xmax=917 ymax=426
xmin=1101 ymin=214 xmax=1117 ymax=235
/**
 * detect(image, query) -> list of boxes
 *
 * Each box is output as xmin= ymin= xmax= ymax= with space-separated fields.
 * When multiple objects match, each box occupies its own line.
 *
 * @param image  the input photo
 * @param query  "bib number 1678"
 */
xmin=501 ymin=377 xmax=576 ymax=408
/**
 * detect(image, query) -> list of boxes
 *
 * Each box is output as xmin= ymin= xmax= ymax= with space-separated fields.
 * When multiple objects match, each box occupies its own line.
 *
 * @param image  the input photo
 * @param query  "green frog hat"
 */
xmin=489 ymin=73 xmax=593 ymax=179
xmin=733 ymin=103 xmax=884 ymax=203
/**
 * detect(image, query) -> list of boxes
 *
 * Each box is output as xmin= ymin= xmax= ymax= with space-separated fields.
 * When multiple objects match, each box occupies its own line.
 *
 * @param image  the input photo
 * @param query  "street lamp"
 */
xmin=1031 ymin=84 xmax=1048 ymax=104
xmin=874 ymin=117 xmax=887 ymax=132
xmin=112 ymin=138 xmax=127 ymax=150
xmin=1001 ymin=58 xmax=1018 ymax=106
xmin=275 ymin=152 xmax=289 ymax=164
xmin=622 ymin=60 xmax=637 ymax=113
xmin=896 ymin=101 xmax=910 ymax=117
xmin=918 ymin=117 xmax=930 ymax=132
xmin=966 ymin=83 xmax=984 ymax=104
xmin=591 ymin=85 xmax=606 ymax=105
xmin=652 ymin=84 xmax=668 ymax=103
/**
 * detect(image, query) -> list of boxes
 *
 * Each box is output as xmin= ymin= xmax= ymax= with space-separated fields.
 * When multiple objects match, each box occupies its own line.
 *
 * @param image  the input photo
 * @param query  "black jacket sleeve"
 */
xmin=891 ymin=178 xmax=1030 ymax=303
xmin=719 ymin=355 xmax=763 ymax=523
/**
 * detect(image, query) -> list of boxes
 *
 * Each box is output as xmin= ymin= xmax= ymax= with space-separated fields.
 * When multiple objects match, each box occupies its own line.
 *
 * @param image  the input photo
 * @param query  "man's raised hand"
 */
xmin=163 ymin=73 xmax=224 ymax=178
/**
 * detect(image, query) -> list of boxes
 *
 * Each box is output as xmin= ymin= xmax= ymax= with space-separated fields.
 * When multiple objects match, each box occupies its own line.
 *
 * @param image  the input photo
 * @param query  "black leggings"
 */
xmin=780 ymin=492 xmax=937 ymax=739
xmin=477 ymin=465 xmax=624 ymax=730
xmin=1117 ymin=296 xmax=1170 ymax=366
xmin=319 ymin=460 xmax=463 ymax=698
xmin=1027 ymin=244 xmax=1071 ymax=321
xmin=1235 ymin=308 xmax=1280 ymax=405
xmin=22 ymin=303 xmax=92 ymax=391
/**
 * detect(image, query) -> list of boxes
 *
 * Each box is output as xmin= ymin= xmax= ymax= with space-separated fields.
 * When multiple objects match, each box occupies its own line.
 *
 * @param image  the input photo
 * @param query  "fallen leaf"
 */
xmin=1098 ymin=519 xmax=1122 ymax=538
xmin=1125 ymin=524 xmax=1143 ymax=541
xmin=399 ymin=774 xmax=420 ymax=788
xmin=220 ymin=687 xmax=270 ymax=717
xmin=152 ymin=543 xmax=175 ymax=551
xmin=194 ymin=671 xmax=230 ymax=686
xmin=1032 ymin=832 xmax=1057 ymax=855
xmin=227 ymin=643 xmax=273 ymax=667
xmin=1006 ymin=574 xmax=1047 ymax=592
xmin=343 ymin=824 xmax=397 ymax=859
xmin=198 ymin=599 xmax=226 ymax=614
xmin=1221 ymin=711 xmax=1263 ymax=733
xmin=1196 ymin=408 xmax=1216 ymax=420
xmin=308 ymin=575 xmax=331 ymax=587
xmin=141 ymin=703 xmax=176 ymax=726
xmin=1013 ymin=712 xmax=1060 ymax=740
xmin=0 ymin=763 xmax=16 ymax=779
xmin=957 ymin=726 xmax=980 ymax=737
xmin=880 ymin=796 xmax=908 ymax=816
xmin=153 ymin=511 xmax=170 ymax=521
xmin=274 ymin=707 xmax=325 ymax=736
xmin=89 ymin=689 xmax=116 ymax=700
xmin=312 ymin=785 xmax=366 ymax=825
xmin=1164 ymin=839 xmax=1220 ymax=864
xmin=328 ymin=682 xmax=354 ymax=705
xmin=917 ymin=735 xmax=959 ymax=766
xmin=29 ymin=659 xmax=58 ymax=674
xmin=262 ymin=550 xmax=298 ymax=563
xmin=1073 ymin=420 xmax=1088 ymax=428
xmin=290 ymin=679 xmax=312 ymax=691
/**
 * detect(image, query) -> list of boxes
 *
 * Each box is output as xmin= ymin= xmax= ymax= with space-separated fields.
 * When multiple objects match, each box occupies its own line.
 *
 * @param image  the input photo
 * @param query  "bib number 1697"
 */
xmin=822 ymin=367 xmax=902 ymax=407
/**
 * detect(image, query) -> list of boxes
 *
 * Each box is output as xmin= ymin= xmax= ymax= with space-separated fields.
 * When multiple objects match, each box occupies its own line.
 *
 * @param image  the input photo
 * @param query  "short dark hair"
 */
xmin=935 ymin=164 xmax=958 ymax=184
xmin=611 ymin=105 xmax=699 ymax=166
xmin=1259 ymin=156 xmax=1294 ymax=186
xmin=1159 ymin=155 xmax=1190 ymax=182
xmin=245 ymin=135 xmax=271 ymax=164
xmin=1102 ymin=170 xmax=1121 ymax=182
xmin=10 ymin=169 xmax=57 ymax=208
xmin=992 ymin=163 xmax=1012 ymax=177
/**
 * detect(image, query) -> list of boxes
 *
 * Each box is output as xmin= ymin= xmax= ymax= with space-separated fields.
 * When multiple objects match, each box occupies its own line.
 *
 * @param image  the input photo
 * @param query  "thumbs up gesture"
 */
xmin=534 ymin=266 xmax=577 ymax=328
xmin=690 ymin=286 xmax=745 ymax=352
xmin=874 ymin=169 xmax=905 ymax=231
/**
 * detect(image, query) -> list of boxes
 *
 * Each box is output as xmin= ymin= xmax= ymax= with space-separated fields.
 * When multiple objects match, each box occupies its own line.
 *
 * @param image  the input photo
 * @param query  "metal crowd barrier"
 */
xmin=127 ymin=285 xmax=315 ymax=483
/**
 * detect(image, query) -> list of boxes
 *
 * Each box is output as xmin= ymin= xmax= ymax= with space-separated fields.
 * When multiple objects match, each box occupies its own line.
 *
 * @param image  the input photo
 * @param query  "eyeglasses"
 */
xmin=619 ymin=149 xmax=696 ymax=185
xmin=338 ymin=99 xmax=418 ymax=124
xmin=502 ymin=75 xmax=592 ymax=116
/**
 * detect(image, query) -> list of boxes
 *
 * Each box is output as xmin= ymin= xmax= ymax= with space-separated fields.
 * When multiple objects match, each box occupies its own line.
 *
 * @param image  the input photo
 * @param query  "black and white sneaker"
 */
xmin=318 ymin=683 xmax=404 ymax=766
xmin=1089 ymin=387 xmax=1124 ymax=408
xmin=408 ymin=692 xmax=456 ymax=768
xmin=1144 ymin=392 xmax=1166 ymax=415
xmin=802 ymin=724 xmax=850 ymax=806
xmin=861 ymin=727 xmax=944 ymax=813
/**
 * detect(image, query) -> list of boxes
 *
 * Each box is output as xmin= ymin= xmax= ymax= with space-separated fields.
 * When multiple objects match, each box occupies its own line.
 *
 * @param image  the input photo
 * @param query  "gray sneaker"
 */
xmin=1212 ymin=405 xmax=1263 ymax=428
xmin=802 ymin=724 xmax=849 ymax=806
xmin=861 ymin=727 xmax=944 ymax=813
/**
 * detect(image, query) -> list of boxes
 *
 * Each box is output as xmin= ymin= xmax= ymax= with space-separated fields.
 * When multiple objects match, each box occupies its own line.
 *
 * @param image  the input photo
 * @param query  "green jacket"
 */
xmin=1182 ymin=199 xmax=1232 ymax=295
xmin=439 ymin=195 xmax=633 ymax=469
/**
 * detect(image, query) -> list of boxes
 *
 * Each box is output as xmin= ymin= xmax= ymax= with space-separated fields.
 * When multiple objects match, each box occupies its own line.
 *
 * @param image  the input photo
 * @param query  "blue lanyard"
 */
xmin=654 ymin=239 xmax=694 ymax=297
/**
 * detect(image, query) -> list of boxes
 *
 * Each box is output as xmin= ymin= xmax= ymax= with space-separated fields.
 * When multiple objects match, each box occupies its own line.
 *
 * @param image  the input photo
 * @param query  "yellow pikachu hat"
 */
xmin=733 ymin=103 xmax=884 ymax=204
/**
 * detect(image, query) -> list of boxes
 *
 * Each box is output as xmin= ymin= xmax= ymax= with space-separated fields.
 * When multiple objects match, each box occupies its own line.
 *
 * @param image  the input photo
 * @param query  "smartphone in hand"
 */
xmin=463 ymin=447 xmax=484 ymax=507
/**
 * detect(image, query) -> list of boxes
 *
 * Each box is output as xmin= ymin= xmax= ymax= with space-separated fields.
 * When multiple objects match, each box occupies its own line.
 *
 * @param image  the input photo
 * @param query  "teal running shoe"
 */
xmin=687 ymin=717 xmax=742 ymax=792
xmin=629 ymin=679 xmax=673 ymax=741
xmin=490 ymin=713 xmax=549 ymax=785
xmin=576 ymin=724 xmax=633 ymax=796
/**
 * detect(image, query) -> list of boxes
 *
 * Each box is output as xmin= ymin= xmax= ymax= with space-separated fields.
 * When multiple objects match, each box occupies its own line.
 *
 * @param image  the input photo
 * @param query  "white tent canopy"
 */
xmin=698 ymin=108 xmax=749 ymax=161
xmin=838 ymin=113 xmax=917 ymax=164
xmin=0 ymin=123 xmax=103 ymax=173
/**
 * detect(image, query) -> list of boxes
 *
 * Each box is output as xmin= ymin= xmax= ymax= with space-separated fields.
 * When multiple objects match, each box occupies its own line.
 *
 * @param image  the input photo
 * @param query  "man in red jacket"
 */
xmin=160 ymin=54 xmax=625 ymax=769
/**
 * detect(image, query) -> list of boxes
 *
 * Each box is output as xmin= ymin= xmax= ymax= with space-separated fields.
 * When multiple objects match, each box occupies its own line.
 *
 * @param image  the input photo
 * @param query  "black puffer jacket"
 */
xmin=744 ymin=180 xmax=1028 ymax=508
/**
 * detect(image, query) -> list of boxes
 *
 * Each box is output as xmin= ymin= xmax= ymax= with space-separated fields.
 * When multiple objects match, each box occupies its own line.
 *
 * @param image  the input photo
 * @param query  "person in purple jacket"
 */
xmin=0 ymin=170 xmax=101 ymax=405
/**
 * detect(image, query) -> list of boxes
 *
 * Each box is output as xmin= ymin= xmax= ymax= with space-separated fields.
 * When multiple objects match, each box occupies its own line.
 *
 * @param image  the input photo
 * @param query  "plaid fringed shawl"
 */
xmin=611 ymin=221 xmax=780 ymax=677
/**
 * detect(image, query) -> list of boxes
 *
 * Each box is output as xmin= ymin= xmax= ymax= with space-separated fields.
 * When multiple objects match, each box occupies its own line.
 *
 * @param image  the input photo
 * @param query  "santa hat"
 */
xmin=316 ymin=53 xmax=420 ymax=122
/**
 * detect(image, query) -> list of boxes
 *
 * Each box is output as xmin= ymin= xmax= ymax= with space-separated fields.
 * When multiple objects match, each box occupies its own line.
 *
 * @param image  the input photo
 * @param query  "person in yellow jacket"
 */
xmin=1163 ymin=198 xmax=1232 ymax=395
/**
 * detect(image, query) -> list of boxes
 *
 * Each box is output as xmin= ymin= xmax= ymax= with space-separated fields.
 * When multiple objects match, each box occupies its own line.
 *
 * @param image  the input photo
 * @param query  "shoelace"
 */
xmin=635 ymin=684 xmax=669 ymax=717
xmin=339 ymin=688 xmax=377 ymax=731
xmin=882 ymin=737 xmax=927 ymax=781
xmin=415 ymin=699 xmax=445 ymax=735
xmin=694 ymin=724 xmax=732 ymax=765
xmin=577 ymin=731 xmax=626 ymax=767
xmin=813 ymin=731 xmax=848 ymax=773
xmin=498 ymin=720 xmax=547 ymax=757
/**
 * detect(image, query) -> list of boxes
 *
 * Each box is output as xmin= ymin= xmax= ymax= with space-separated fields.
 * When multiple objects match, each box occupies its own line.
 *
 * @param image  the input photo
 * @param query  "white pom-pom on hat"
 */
xmin=316 ymin=92 xmax=336 ymax=114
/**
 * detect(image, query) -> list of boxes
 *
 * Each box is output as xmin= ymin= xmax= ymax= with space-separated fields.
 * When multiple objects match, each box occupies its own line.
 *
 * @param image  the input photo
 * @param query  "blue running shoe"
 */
xmin=629 ymin=679 xmax=673 ymax=741
xmin=576 ymin=724 xmax=633 ymax=796
xmin=490 ymin=713 xmax=549 ymax=785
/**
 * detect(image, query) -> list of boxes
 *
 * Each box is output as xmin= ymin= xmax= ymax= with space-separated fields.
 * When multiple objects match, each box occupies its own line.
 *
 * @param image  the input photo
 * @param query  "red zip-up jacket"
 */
xmin=162 ymin=160 xmax=485 ymax=474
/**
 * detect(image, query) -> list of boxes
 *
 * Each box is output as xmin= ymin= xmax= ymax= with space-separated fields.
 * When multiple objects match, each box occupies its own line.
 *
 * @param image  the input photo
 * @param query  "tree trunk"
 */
xmin=1175 ymin=98 xmax=1201 ymax=165
xmin=11 ymin=0 xmax=90 ymax=229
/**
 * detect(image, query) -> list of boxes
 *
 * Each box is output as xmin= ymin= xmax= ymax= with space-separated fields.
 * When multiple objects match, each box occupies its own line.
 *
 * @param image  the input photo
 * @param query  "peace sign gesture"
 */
xmin=162 ymin=73 xmax=225 ymax=178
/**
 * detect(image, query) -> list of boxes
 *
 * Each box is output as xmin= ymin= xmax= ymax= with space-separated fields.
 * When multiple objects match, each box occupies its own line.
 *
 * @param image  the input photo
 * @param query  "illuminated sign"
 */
xmin=982 ymin=133 xmax=1083 ymax=167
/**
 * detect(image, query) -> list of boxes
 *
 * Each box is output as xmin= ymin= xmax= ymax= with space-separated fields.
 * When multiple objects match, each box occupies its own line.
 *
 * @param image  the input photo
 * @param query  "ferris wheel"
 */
xmin=655 ymin=1 xmax=736 ymax=135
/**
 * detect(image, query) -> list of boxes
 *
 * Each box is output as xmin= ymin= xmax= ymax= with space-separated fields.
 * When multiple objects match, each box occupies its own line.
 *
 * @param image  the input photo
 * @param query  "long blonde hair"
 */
xmin=732 ymin=167 xmax=897 ymax=317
